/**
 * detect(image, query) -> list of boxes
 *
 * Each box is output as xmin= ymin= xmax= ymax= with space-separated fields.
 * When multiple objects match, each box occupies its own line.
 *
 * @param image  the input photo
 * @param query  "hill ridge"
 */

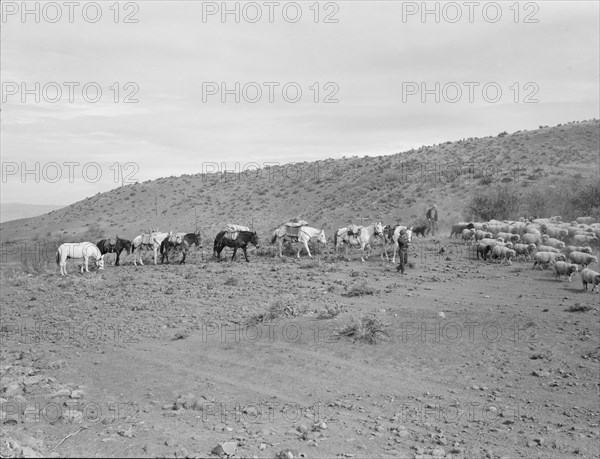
xmin=1 ymin=119 xmax=598 ymax=244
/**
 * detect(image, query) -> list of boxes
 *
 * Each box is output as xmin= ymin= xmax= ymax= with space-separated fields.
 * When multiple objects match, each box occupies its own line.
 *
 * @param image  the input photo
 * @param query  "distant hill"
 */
xmin=0 ymin=119 xmax=598 ymax=245
xmin=0 ymin=203 xmax=66 ymax=224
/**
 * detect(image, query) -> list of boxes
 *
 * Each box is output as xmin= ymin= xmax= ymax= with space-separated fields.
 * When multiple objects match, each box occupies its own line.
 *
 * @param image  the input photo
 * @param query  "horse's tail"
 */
xmin=270 ymin=231 xmax=278 ymax=245
xmin=56 ymin=248 xmax=60 ymax=266
xmin=333 ymin=230 xmax=338 ymax=249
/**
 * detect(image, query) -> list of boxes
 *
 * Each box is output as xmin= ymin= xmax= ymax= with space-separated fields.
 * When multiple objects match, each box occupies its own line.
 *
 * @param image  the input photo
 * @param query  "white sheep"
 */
xmin=509 ymin=222 xmax=527 ymax=235
xmin=486 ymin=223 xmax=508 ymax=235
xmin=525 ymin=225 xmax=542 ymax=235
xmin=450 ymin=222 xmax=475 ymax=238
xmin=581 ymin=268 xmax=600 ymax=292
xmin=541 ymin=236 xmax=565 ymax=249
xmin=532 ymin=251 xmax=567 ymax=270
xmin=474 ymin=230 xmax=493 ymax=241
xmin=576 ymin=217 xmax=596 ymax=225
xmin=567 ymin=251 xmax=599 ymax=268
xmin=497 ymin=232 xmax=520 ymax=243
xmin=537 ymin=245 xmax=560 ymax=253
xmin=521 ymin=233 xmax=542 ymax=246
xmin=544 ymin=226 xmax=568 ymax=240
xmin=461 ymin=228 xmax=475 ymax=244
xmin=572 ymin=234 xmax=599 ymax=245
xmin=491 ymin=246 xmax=516 ymax=265
xmin=563 ymin=245 xmax=593 ymax=255
xmin=513 ymin=243 xmax=536 ymax=261
xmin=552 ymin=261 xmax=579 ymax=282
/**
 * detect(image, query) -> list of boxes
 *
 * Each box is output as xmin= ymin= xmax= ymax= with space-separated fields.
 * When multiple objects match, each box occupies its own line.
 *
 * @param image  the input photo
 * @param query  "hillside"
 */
xmin=1 ymin=119 xmax=598 ymax=245
xmin=0 ymin=203 xmax=66 ymax=223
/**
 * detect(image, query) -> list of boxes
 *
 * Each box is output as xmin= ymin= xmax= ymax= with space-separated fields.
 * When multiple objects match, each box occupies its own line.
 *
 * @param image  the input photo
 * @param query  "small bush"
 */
xmin=344 ymin=280 xmax=376 ymax=297
xmin=224 ymin=276 xmax=239 ymax=286
xmin=337 ymin=314 xmax=390 ymax=344
xmin=566 ymin=303 xmax=593 ymax=313
xmin=317 ymin=301 xmax=344 ymax=319
xmin=247 ymin=295 xmax=305 ymax=324
xmin=466 ymin=183 xmax=521 ymax=221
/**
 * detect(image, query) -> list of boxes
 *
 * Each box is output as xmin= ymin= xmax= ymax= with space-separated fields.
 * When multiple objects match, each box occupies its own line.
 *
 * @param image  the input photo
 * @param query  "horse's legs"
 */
xmin=232 ymin=247 xmax=238 ymax=261
xmin=84 ymin=257 xmax=89 ymax=273
xmin=243 ymin=246 xmax=249 ymax=262
xmin=301 ymin=240 xmax=311 ymax=258
xmin=180 ymin=246 xmax=186 ymax=264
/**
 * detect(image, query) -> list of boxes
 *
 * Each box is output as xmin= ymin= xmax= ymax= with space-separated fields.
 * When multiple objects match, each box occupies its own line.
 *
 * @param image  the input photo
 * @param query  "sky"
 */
xmin=1 ymin=1 xmax=598 ymax=206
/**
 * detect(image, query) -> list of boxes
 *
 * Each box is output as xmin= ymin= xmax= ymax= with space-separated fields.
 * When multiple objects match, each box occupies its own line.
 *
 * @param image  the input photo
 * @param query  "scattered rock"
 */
xmin=19 ymin=446 xmax=43 ymax=458
xmin=211 ymin=442 xmax=237 ymax=457
xmin=53 ymin=388 xmax=71 ymax=397
xmin=70 ymin=389 xmax=84 ymax=399
xmin=4 ymin=383 xmax=23 ymax=397
xmin=117 ymin=426 xmax=135 ymax=438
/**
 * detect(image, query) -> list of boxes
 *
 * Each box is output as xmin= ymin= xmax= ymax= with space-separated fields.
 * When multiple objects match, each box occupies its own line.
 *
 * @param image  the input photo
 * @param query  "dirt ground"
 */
xmin=1 ymin=238 xmax=599 ymax=459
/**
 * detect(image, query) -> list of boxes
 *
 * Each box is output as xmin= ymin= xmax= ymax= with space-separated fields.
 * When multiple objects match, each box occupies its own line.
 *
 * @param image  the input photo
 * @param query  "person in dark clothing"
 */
xmin=396 ymin=229 xmax=410 ymax=274
xmin=426 ymin=204 xmax=438 ymax=236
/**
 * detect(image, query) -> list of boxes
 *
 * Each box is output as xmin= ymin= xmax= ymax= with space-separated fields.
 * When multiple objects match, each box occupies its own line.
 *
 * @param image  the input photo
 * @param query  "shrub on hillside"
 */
xmin=466 ymin=183 xmax=521 ymax=221
xmin=466 ymin=178 xmax=600 ymax=221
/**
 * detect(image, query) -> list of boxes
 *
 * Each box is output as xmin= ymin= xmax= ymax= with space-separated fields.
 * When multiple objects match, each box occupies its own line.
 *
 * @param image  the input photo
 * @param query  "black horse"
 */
xmin=213 ymin=230 xmax=260 ymax=262
xmin=160 ymin=232 xmax=202 ymax=264
xmin=96 ymin=236 xmax=132 ymax=266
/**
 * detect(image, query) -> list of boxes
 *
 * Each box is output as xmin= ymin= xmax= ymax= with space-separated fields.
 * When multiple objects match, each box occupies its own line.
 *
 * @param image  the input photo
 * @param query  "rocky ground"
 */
xmin=1 ymin=239 xmax=599 ymax=458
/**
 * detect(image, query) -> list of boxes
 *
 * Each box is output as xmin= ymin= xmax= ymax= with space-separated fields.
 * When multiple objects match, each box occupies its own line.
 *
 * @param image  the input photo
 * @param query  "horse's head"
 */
xmin=318 ymin=229 xmax=327 ymax=244
xmin=251 ymin=232 xmax=260 ymax=249
xmin=96 ymin=255 xmax=105 ymax=270
xmin=406 ymin=227 xmax=413 ymax=242
xmin=374 ymin=221 xmax=384 ymax=236
xmin=195 ymin=232 xmax=203 ymax=248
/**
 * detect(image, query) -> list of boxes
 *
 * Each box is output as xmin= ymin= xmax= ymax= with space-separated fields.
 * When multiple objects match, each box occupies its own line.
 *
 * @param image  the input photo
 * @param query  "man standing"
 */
xmin=396 ymin=228 xmax=410 ymax=274
xmin=426 ymin=204 xmax=438 ymax=236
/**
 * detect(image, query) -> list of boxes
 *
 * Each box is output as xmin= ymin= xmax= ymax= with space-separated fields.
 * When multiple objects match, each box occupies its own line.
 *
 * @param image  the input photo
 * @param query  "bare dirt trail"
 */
xmin=1 ymin=240 xmax=599 ymax=458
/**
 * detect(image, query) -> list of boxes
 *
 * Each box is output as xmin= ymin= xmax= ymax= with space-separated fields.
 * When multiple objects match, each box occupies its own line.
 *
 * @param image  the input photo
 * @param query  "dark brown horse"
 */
xmin=160 ymin=232 xmax=202 ymax=264
xmin=214 ymin=231 xmax=260 ymax=262
xmin=96 ymin=236 xmax=132 ymax=266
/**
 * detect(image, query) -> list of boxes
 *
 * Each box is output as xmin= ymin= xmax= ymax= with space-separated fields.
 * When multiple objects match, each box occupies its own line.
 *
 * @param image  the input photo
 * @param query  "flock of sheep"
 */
xmin=450 ymin=216 xmax=600 ymax=292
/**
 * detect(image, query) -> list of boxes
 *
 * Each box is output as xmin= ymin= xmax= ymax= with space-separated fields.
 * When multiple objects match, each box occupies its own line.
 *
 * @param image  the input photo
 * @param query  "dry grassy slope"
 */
xmin=1 ymin=119 xmax=598 ymax=245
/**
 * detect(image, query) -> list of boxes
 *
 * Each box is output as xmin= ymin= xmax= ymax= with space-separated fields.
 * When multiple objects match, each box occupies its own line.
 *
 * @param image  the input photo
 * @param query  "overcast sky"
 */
xmin=1 ymin=1 xmax=598 ymax=205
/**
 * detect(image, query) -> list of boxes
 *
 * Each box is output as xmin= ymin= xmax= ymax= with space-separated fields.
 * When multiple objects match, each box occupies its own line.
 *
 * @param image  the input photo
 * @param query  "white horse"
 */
xmin=333 ymin=222 xmax=384 ymax=262
xmin=56 ymin=242 xmax=105 ymax=276
xmin=391 ymin=226 xmax=413 ymax=263
xmin=271 ymin=225 xmax=326 ymax=258
xmin=380 ymin=225 xmax=397 ymax=261
xmin=131 ymin=231 xmax=172 ymax=265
